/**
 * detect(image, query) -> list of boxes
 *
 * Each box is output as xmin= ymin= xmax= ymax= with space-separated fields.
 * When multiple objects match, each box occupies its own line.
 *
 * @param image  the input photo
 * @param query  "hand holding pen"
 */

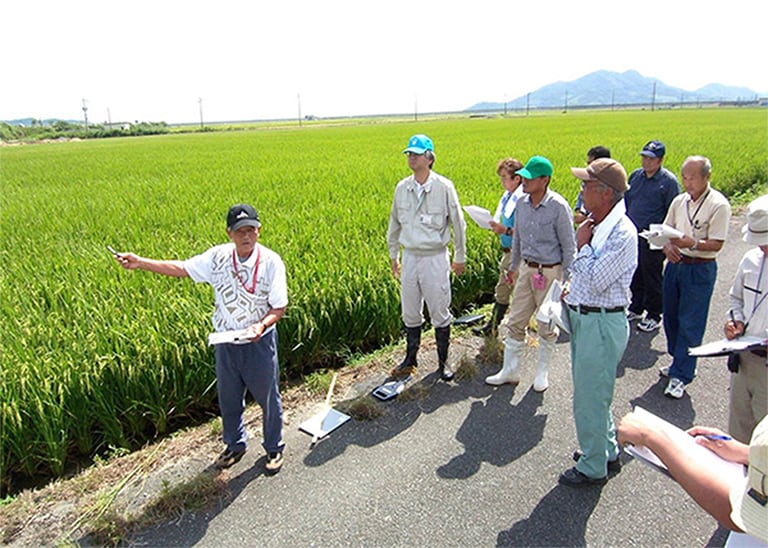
xmin=687 ymin=426 xmax=748 ymax=465
xmin=724 ymin=309 xmax=745 ymax=340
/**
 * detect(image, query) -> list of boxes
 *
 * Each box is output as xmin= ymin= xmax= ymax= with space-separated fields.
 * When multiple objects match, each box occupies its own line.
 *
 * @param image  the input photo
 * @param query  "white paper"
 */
xmin=535 ymin=279 xmax=570 ymax=334
xmin=689 ymin=336 xmax=767 ymax=357
xmin=299 ymin=407 xmax=351 ymax=439
xmin=207 ymin=329 xmax=252 ymax=345
xmin=638 ymin=223 xmax=684 ymax=250
xmin=463 ymin=205 xmax=493 ymax=229
xmin=623 ymin=406 xmax=746 ymax=485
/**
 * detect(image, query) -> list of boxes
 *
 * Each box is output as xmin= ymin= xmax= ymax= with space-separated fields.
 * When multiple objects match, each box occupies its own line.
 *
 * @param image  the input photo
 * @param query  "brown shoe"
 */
xmin=389 ymin=362 xmax=417 ymax=378
xmin=265 ymin=451 xmax=284 ymax=474
xmin=214 ymin=447 xmax=246 ymax=469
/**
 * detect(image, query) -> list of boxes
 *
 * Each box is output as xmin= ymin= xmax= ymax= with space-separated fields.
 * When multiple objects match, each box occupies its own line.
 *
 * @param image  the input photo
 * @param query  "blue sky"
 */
xmin=2 ymin=0 xmax=766 ymax=124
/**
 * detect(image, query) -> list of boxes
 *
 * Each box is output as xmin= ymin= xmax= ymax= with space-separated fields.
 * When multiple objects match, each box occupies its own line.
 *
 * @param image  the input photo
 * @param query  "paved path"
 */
xmin=130 ymin=214 xmax=751 ymax=547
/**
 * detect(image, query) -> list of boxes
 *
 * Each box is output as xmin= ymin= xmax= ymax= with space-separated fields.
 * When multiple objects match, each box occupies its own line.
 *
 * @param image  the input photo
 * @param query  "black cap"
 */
xmin=226 ymin=204 xmax=261 ymax=230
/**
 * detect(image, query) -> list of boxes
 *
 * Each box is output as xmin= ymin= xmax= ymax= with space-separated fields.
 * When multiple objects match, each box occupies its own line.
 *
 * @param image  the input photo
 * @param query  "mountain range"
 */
xmin=467 ymin=70 xmax=763 ymax=112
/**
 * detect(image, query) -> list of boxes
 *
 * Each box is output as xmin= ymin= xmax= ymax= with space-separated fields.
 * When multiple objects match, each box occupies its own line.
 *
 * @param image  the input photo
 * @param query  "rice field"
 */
xmin=1 ymin=108 xmax=765 ymax=493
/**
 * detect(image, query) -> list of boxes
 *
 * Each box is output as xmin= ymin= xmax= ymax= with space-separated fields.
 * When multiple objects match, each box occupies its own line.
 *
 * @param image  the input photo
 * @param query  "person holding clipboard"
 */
xmin=724 ymin=195 xmax=768 ymax=443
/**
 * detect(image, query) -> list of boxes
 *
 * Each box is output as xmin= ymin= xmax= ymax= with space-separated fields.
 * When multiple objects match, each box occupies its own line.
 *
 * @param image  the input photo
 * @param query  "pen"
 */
xmin=703 ymin=434 xmax=732 ymax=441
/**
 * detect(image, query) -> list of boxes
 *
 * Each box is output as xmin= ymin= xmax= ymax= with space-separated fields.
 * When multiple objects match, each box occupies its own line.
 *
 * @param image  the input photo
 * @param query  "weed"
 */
xmin=339 ymin=395 xmax=385 ymax=421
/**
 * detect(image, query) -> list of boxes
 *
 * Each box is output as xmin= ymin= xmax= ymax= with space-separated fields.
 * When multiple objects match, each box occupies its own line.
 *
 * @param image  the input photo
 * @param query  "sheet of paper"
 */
xmin=299 ymin=407 xmax=351 ymax=439
xmin=207 ymin=329 xmax=252 ymax=345
xmin=535 ymin=279 xmax=570 ymax=334
xmin=463 ymin=205 xmax=493 ymax=229
xmin=689 ymin=336 xmax=767 ymax=357
xmin=638 ymin=223 xmax=685 ymax=250
xmin=623 ymin=406 xmax=746 ymax=485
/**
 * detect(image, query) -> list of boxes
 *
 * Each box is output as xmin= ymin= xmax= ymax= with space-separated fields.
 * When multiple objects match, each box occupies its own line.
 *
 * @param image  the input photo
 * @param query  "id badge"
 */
xmin=532 ymin=271 xmax=547 ymax=290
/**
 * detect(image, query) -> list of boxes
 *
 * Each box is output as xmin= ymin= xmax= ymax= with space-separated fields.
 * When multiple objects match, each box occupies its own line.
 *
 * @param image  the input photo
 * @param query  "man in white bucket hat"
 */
xmin=723 ymin=194 xmax=768 ymax=443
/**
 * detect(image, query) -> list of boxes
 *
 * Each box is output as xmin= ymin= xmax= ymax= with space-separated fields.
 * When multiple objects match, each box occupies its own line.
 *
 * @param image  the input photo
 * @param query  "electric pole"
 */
xmin=82 ymin=99 xmax=89 ymax=132
xmin=297 ymin=93 xmax=302 ymax=127
xmin=198 ymin=98 xmax=204 ymax=129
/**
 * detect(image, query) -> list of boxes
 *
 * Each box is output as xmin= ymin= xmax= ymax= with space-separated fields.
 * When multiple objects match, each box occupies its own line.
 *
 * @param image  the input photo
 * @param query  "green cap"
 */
xmin=517 ymin=156 xmax=553 ymax=179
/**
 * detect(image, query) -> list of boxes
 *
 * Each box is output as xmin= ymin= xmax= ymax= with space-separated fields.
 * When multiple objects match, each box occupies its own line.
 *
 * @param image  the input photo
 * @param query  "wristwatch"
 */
xmin=690 ymin=240 xmax=698 ymax=251
xmin=505 ymin=227 xmax=513 ymax=236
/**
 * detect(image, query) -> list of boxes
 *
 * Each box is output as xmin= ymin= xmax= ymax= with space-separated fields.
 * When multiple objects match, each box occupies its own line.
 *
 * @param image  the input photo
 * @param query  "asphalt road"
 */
xmin=129 ymin=213 xmax=752 ymax=547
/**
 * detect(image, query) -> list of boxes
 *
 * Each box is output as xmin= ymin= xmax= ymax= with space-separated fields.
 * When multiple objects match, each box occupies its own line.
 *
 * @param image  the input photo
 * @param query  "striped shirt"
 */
xmin=565 ymin=214 xmax=638 ymax=309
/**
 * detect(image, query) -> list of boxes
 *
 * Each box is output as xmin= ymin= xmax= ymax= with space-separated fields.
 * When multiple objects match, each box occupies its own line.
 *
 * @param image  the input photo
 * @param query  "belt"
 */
xmin=680 ymin=255 xmax=715 ymax=264
xmin=502 ymin=247 xmax=511 ymax=253
xmin=568 ymin=303 xmax=626 ymax=315
xmin=524 ymin=259 xmax=561 ymax=269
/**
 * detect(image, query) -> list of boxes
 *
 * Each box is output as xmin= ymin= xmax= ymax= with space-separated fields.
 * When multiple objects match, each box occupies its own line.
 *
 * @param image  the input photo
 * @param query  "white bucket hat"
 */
xmin=742 ymin=194 xmax=768 ymax=245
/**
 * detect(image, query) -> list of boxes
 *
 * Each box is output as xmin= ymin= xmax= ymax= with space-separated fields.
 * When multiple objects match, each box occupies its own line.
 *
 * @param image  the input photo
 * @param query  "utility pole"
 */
xmin=611 ymin=90 xmax=615 ymax=111
xmin=563 ymin=89 xmax=568 ymax=113
xmin=526 ymin=93 xmax=530 ymax=116
xmin=414 ymin=93 xmax=418 ymax=122
xmin=198 ymin=98 xmax=204 ymax=129
xmin=82 ymin=99 xmax=89 ymax=132
xmin=297 ymin=93 xmax=302 ymax=127
xmin=651 ymin=82 xmax=657 ymax=111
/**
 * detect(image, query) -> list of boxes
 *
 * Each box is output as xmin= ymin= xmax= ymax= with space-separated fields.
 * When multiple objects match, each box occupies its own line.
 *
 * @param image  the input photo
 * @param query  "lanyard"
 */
xmin=231 ymin=246 xmax=261 ymax=294
xmin=686 ymin=189 xmax=710 ymax=230
xmin=745 ymin=256 xmax=767 ymax=329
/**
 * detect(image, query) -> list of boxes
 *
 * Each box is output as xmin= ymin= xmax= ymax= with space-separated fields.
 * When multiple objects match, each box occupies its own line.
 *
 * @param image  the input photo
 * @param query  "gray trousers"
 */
xmin=214 ymin=329 xmax=285 ymax=454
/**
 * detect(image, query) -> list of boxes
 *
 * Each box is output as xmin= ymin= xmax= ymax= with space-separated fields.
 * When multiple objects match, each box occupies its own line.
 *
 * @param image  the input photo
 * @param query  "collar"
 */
xmin=591 ymin=200 xmax=627 ymax=256
xmin=687 ymin=184 xmax=712 ymax=204
xmin=407 ymin=173 xmax=433 ymax=192
xmin=233 ymin=243 xmax=260 ymax=267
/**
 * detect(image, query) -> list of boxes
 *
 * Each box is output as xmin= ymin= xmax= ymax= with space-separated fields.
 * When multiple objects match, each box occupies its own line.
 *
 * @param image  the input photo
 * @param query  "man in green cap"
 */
xmin=485 ymin=155 xmax=576 ymax=393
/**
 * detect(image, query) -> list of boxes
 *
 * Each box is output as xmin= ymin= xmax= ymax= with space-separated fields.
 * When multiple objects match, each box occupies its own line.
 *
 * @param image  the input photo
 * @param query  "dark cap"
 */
xmin=640 ymin=140 xmax=666 ymax=158
xmin=227 ymin=203 xmax=261 ymax=231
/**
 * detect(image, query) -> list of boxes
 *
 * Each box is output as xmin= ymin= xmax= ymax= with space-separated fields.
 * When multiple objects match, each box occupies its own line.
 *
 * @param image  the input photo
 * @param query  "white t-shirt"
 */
xmin=183 ymin=242 xmax=288 ymax=332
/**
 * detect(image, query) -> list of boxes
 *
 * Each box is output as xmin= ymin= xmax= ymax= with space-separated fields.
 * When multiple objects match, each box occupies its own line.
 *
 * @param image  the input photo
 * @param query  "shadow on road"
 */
xmin=617 ymin=329 xmax=666 ymax=377
xmin=302 ymin=346 xmax=508 ymax=469
xmin=629 ymin=377 xmax=696 ymax=430
xmin=437 ymin=386 xmax=545 ymax=479
xmin=496 ymin=483 xmax=603 ymax=546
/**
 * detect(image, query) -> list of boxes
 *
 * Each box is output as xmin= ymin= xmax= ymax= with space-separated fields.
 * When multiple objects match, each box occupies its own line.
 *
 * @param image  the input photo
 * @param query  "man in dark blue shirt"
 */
xmin=624 ymin=140 xmax=680 ymax=332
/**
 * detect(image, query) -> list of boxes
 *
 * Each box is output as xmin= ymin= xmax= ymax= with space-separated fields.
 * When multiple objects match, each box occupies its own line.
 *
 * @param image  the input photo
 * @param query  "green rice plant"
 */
xmin=1 ymin=108 xmax=765 ymax=492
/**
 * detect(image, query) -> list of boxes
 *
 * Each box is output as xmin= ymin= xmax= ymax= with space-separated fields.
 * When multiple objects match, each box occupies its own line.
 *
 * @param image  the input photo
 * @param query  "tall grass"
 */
xmin=1 ymin=108 xmax=765 ymax=492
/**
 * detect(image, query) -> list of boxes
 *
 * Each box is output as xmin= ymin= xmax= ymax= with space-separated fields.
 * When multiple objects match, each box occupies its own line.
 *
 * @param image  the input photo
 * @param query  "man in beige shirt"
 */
xmin=387 ymin=134 xmax=467 ymax=381
xmin=659 ymin=155 xmax=731 ymax=399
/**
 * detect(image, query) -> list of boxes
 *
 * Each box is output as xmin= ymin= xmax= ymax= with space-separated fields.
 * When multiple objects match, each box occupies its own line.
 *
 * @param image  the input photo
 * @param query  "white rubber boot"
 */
xmin=485 ymin=338 xmax=523 ymax=386
xmin=534 ymin=337 xmax=555 ymax=392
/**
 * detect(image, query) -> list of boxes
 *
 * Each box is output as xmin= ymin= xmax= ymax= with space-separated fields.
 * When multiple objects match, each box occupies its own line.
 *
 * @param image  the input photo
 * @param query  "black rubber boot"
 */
xmin=472 ymin=302 xmax=509 ymax=337
xmin=435 ymin=325 xmax=454 ymax=381
xmin=390 ymin=325 xmax=421 ymax=378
